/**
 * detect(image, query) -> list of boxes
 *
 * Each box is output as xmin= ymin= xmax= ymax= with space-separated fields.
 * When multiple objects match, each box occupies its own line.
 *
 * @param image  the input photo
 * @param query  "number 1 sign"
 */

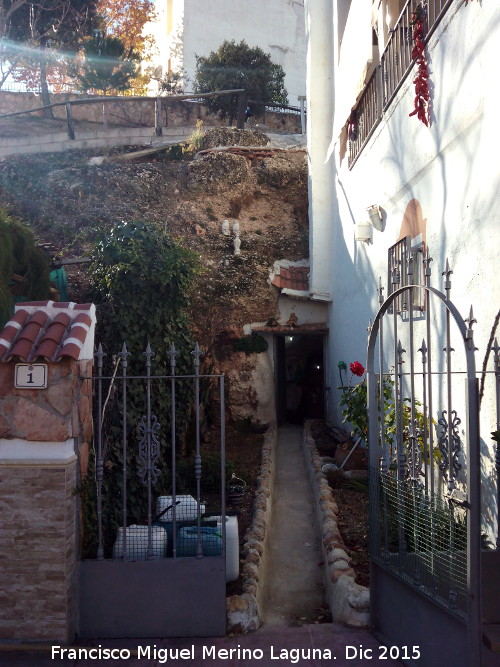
xmin=15 ymin=364 xmax=48 ymax=389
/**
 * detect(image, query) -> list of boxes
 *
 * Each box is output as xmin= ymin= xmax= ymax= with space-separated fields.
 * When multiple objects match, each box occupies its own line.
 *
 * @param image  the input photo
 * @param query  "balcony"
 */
xmin=348 ymin=0 xmax=454 ymax=167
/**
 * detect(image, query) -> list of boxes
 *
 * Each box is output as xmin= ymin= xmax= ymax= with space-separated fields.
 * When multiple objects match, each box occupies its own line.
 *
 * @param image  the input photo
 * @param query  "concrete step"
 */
xmin=484 ymin=624 xmax=500 ymax=652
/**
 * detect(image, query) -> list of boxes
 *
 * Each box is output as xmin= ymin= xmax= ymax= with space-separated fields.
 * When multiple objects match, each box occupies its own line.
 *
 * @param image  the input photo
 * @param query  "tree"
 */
xmin=6 ymin=0 xmax=99 ymax=113
xmin=194 ymin=40 xmax=288 ymax=124
xmin=70 ymin=31 xmax=139 ymax=95
xmin=95 ymin=0 xmax=156 ymax=60
xmin=95 ymin=0 xmax=156 ymax=90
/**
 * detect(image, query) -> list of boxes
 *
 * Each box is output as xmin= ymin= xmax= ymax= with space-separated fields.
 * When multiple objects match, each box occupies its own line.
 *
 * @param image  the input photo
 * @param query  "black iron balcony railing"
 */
xmin=348 ymin=0 xmax=454 ymax=167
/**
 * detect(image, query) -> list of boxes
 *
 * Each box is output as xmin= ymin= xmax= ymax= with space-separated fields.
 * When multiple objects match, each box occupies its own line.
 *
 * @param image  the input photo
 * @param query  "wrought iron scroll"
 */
xmin=137 ymin=414 xmax=161 ymax=486
xmin=437 ymin=410 xmax=462 ymax=480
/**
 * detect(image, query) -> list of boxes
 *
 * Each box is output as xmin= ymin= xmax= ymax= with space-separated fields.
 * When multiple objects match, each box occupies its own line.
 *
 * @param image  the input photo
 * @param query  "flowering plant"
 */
xmin=338 ymin=360 xmax=435 ymax=463
xmin=338 ymin=360 xmax=368 ymax=438
xmin=350 ymin=361 xmax=365 ymax=377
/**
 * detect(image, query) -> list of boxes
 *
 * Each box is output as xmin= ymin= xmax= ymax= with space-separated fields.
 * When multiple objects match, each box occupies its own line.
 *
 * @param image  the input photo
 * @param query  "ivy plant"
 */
xmin=81 ymin=220 xmax=200 ymax=556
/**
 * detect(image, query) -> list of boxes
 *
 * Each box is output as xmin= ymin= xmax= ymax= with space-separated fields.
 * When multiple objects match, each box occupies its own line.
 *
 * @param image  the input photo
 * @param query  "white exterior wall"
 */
xmin=150 ymin=0 xmax=306 ymax=104
xmin=306 ymin=1 xmax=499 ymax=536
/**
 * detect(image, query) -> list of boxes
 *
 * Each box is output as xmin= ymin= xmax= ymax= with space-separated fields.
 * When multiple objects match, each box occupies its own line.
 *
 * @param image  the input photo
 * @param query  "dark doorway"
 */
xmin=275 ymin=333 xmax=325 ymax=425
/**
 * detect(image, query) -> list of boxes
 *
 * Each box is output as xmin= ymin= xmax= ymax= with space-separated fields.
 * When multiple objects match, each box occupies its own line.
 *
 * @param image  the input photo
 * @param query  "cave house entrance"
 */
xmin=275 ymin=331 xmax=326 ymax=425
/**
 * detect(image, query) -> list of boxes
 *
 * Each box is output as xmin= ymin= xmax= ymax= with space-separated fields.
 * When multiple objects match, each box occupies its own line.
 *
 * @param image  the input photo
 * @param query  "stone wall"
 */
xmin=0 ymin=359 xmax=92 ymax=445
xmin=0 ymin=461 xmax=77 ymax=641
xmin=302 ymin=421 xmax=370 ymax=627
xmin=0 ymin=344 xmax=93 ymax=641
xmin=226 ymin=423 xmax=277 ymax=633
xmin=0 ymin=91 xmax=303 ymax=134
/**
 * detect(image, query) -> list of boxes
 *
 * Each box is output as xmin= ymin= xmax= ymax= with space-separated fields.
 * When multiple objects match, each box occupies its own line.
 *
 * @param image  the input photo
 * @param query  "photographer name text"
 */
xmin=51 ymin=644 xmax=421 ymax=663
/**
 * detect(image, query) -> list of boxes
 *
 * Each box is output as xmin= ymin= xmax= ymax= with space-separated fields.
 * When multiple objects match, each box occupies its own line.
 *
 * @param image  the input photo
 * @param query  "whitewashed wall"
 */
xmin=306 ymin=1 xmax=499 ymax=536
xmin=150 ymin=0 xmax=306 ymax=105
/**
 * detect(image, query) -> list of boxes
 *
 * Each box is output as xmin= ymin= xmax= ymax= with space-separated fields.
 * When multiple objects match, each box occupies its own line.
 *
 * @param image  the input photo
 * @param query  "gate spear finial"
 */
xmin=493 ymin=338 xmax=500 ymax=372
xmin=465 ymin=306 xmax=477 ymax=349
xmin=442 ymin=258 xmax=453 ymax=298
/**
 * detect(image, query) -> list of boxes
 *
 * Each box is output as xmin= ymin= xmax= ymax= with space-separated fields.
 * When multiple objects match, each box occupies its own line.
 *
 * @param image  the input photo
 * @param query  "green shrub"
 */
xmin=232 ymin=332 xmax=268 ymax=355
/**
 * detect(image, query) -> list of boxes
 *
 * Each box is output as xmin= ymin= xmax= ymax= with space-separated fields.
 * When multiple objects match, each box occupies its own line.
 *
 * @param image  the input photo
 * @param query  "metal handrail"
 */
xmin=0 ymin=88 xmax=247 ymax=139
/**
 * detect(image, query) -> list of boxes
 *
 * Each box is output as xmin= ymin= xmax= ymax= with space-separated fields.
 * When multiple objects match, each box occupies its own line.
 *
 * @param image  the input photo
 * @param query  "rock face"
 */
xmin=0 ymin=128 xmax=308 ymax=427
xmin=218 ymin=351 xmax=276 ymax=425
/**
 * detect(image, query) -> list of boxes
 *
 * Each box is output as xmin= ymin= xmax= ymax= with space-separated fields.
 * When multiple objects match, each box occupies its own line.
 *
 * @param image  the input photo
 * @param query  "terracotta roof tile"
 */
xmin=0 ymin=301 xmax=94 ymax=363
xmin=271 ymin=264 xmax=310 ymax=292
xmin=36 ymin=339 xmax=59 ymax=361
xmin=58 ymin=341 xmax=82 ymax=361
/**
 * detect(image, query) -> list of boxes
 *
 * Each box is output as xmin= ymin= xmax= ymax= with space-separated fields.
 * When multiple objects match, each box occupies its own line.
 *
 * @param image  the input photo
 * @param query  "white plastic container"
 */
xmin=112 ymin=525 xmax=167 ymax=560
xmin=156 ymin=495 xmax=206 ymax=522
xmin=204 ymin=515 xmax=239 ymax=582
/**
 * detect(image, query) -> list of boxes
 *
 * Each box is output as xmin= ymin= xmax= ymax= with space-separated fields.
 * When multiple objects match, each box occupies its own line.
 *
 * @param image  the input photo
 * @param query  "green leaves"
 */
xmin=70 ymin=30 xmax=140 ymax=94
xmin=194 ymin=39 xmax=288 ymax=122
xmin=82 ymin=220 xmax=200 ymax=556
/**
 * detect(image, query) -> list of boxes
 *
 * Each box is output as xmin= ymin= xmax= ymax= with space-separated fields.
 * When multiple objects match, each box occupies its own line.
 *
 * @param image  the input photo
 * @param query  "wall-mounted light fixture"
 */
xmin=366 ymin=204 xmax=385 ymax=231
xmin=354 ymin=221 xmax=373 ymax=242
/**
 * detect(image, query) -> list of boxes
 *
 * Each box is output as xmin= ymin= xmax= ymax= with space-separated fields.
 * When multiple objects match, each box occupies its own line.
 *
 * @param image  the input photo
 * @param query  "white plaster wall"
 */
xmin=305 ymin=0 xmax=335 ymax=300
xmin=277 ymin=295 xmax=328 ymax=327
xmin=316 ymin=1 xmax=500 ymax=537
xmin=150 ymin=0 xmax=306 ymax=103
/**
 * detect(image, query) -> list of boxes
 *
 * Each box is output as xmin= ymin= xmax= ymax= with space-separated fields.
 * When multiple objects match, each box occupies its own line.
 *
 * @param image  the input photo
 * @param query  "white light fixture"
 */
xmin=366 ymin=204 xmax=385 ymax=232
xmin=355 ymin=221 xmax=373 ymax=242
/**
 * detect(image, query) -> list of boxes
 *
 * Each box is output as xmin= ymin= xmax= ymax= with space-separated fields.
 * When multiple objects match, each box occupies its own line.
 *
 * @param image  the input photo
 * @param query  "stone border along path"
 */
xmin=227 ymin=422 xmax=369 ymax=634
xmin=303 ymin=420 xmax=370 ymax=627
xmin=226 ymin=424 xmax=277 ymax=634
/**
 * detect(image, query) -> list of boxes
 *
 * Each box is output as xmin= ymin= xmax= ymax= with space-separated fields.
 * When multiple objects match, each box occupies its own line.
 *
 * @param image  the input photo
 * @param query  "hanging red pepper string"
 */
xmin=409 ymin=5 xmax=430 ymax=127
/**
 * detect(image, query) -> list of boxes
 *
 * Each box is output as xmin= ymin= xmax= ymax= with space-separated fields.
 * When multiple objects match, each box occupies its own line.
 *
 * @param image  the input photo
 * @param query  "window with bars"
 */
xmin=387 ymin=236 xmax=425 ymax=312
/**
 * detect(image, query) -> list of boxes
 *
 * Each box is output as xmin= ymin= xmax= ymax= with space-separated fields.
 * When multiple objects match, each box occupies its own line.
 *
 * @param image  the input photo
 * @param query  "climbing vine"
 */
xmin=80 ymin=220 xmax=200 ymax=556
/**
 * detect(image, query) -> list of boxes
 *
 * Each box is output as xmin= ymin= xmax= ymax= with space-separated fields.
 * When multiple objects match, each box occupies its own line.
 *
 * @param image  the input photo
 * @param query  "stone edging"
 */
xmin=302 ymin=420 xmax=370 ymax=627
xmin=226 ymin=423 xmax=277 ymax=634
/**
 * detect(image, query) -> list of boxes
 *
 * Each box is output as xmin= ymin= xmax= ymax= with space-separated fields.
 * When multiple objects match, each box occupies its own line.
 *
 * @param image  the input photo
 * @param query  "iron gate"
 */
xmin=78 ymin=342 xmax=227 ymax=638
xmin=366 ymin=259 xmax=482 ymax=665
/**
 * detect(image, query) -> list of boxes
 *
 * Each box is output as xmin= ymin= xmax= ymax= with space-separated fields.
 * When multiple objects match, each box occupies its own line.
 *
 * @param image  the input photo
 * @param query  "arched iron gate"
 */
xmin=366 ymin=269 xmax=481 ymax=665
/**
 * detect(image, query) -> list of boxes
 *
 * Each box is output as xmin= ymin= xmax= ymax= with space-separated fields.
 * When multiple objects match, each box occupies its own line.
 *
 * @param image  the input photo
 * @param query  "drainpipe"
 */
xmin=298 ymin=95 xmax=306 ymax=135
xmin=304 ymin=0 xmax=335 ymax=302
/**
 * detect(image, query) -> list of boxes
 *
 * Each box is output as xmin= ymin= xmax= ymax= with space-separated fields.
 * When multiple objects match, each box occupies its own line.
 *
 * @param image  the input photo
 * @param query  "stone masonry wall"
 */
xmin=0 ymin=91 xmax=302 ymax=134
xmin=0 ymin=359 xmax=92 ymax=445
xmin=0 ymin=461 xmax=77 ymax=641
xmin=0 ymin=357 xmax=92 ymax=641
xmin=226 ymin=423 xmax=277 ymax=633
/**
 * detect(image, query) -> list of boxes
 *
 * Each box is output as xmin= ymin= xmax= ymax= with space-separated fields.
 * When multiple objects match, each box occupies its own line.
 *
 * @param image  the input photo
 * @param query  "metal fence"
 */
xmin=349 ymin=0 xmax=454 ymax=166
xmin=85 ymin=341 xmax=226 ymax=563
xmin=365 ymin=252 xmax=492 ymax=663
xmin=78 ymin=341 xmax=232 ymax=637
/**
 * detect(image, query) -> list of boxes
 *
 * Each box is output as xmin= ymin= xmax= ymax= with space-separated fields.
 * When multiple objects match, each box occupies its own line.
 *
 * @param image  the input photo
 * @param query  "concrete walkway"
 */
xmin=260 ymin=425 xmax=326 ymax=625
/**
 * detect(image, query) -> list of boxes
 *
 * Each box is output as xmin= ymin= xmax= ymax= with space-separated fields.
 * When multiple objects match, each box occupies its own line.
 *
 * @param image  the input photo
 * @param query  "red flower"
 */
xmin=350 ymin=361 xmax=365 ymax=377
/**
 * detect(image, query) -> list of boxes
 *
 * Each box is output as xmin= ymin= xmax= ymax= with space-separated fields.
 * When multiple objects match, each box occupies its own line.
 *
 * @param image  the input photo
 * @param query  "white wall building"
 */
xmin=146 ymin=0 xmax=306 ymax=105
xmin=304 ymin=2 xmax=499 ymax=657
xmin=306 ymin=0 xmax=500 ymax=534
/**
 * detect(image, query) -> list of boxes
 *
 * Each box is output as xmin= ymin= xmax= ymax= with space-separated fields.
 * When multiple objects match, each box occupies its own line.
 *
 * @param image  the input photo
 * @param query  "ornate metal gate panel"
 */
xmin=78 ymin=342 xmax=227 ymax=638
xmin=366 ymin=261 xmax=481 ymax=665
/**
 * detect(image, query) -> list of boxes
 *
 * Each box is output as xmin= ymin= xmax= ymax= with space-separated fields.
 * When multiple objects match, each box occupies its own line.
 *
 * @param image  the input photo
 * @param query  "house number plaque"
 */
xmin=15 ymin=364 xmax=48 ymax=389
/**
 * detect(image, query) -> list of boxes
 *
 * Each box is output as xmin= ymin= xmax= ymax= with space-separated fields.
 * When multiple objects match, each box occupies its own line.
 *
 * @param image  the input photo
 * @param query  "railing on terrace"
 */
xmin=348 ymin=0 xmax=454 ymax=167
xmin=0 ymin=88 xmax=248 ymax=139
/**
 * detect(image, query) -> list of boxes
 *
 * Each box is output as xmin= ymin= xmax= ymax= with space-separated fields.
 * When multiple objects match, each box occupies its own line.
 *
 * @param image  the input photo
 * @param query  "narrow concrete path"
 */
xmin=260 ymin=424 xmax=326 ymax=625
